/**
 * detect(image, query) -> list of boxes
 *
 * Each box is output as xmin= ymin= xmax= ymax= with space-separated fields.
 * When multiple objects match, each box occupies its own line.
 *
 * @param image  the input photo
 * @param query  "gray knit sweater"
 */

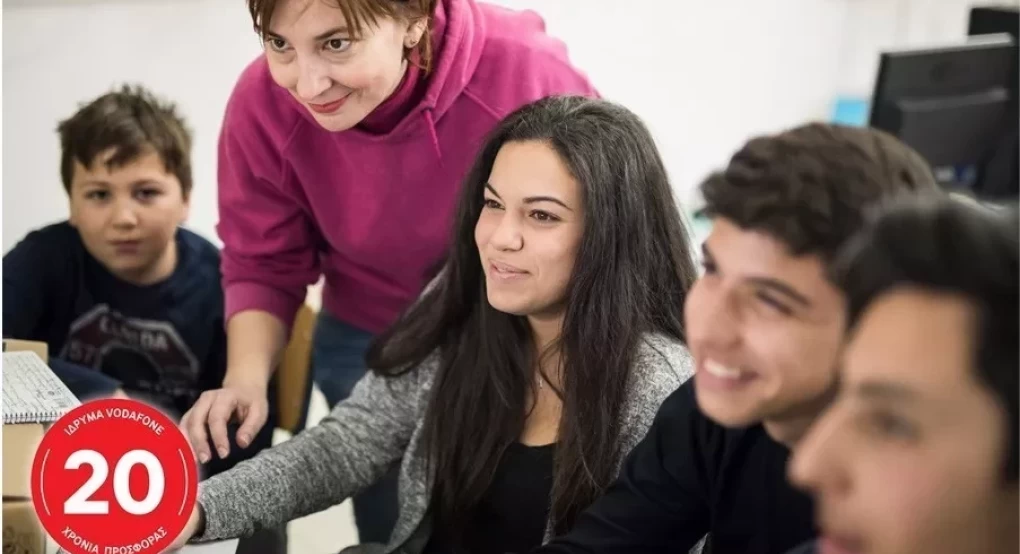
xmin=193 ymin=333 xmax=694 ymax=553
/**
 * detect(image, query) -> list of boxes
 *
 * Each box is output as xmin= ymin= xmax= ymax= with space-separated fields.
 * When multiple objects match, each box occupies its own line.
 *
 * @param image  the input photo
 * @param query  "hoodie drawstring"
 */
xmin=424 ymin=109 xmax=443 ymax=165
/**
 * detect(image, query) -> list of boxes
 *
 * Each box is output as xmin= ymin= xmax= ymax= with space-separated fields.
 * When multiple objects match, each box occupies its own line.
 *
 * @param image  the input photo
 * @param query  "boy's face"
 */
xmin=790 ymin=288 xmax=1017 ymax=554
xmin=68 ymin=149 xmax=189 ymax=285
xmin=684 ymin=217 xmax=846 ymax=430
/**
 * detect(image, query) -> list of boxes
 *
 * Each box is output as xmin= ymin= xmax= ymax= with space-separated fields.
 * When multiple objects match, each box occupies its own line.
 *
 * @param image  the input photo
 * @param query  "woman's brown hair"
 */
xmin=248 ymin=0 xmax=438 ymax=73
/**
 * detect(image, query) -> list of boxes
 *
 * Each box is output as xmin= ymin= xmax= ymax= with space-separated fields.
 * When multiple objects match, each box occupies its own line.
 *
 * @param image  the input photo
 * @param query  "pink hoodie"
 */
xmin=217 ymin=0 xmax=598 ymax=334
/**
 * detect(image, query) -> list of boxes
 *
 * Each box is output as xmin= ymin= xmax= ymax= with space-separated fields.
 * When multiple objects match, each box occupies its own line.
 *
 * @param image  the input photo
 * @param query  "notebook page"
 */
xmin=2 ymin=351 xmax=79 ymax=423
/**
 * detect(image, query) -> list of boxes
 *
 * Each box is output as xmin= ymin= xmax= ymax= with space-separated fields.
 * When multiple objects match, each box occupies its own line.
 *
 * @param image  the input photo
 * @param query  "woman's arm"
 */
xmin=216 ymin=99 xmax=321 ymax=337
xmin=191 ymin=357 xmax=432 ymax=542
xmin=222 ymin=310 xmax=288 ymax=390
xmin=182 ymin=99 xmax=319 ymax=459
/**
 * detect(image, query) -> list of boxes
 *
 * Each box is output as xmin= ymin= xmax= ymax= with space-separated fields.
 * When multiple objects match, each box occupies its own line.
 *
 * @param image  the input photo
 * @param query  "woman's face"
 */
xmin=263 ymin=0 xmax=426 ymax=132
xmin=475 ymin=140 xmax=585 ymax=322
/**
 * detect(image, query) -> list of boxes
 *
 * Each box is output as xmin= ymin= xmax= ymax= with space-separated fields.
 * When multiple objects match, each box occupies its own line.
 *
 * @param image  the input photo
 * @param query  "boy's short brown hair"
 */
xmin=698 ymin=123 xmax=941 ymax=263
xmin=57 ymin=84 xmax=193 ymax=198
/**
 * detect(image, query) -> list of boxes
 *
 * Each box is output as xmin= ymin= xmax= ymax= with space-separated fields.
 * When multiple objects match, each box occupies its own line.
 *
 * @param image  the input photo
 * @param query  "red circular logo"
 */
xmin=30 ymin=398 xmax=198 ymax=554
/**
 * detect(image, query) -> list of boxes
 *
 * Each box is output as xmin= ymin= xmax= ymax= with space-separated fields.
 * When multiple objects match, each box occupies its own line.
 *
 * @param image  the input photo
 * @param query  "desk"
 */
xmin=181 ymin=539 xmax=240 ymax=553
xmin=54 ymin=538 xmax=238 ymax=554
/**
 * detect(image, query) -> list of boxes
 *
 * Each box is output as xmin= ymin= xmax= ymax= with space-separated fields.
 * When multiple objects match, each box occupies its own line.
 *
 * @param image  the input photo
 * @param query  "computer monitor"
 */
xmin=969 ymin=6 xmax=1019 ymax=40
xmin=869 ymin=33 xmax=1017 ymax=199
xmin=968 ymin=5 xmax=1019 ymax=200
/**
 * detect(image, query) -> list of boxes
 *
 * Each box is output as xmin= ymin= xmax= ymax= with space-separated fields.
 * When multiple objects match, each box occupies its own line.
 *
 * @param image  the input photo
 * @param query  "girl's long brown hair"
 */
xmin=366 ymin=96 xmax=697 ymax=541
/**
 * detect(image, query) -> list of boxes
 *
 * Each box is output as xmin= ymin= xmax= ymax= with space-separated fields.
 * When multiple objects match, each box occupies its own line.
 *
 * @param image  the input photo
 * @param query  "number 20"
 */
xmin=63 ymin=450 xmax=165 ymax=515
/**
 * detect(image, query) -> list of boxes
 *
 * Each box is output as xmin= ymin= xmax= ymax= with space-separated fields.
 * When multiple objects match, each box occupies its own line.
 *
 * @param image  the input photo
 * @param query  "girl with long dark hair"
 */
xmin=173 ymin=95 xmax=698 ymax=553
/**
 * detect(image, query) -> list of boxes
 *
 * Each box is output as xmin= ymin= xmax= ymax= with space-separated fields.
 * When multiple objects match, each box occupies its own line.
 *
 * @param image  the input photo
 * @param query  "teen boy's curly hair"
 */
xmin=699 ymin=123 xmax=941 ymax=261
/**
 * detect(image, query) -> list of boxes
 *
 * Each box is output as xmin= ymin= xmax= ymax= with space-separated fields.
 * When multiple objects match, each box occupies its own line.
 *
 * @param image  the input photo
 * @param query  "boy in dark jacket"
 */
xmin=2 ymin=85 xmax=275 ymax=480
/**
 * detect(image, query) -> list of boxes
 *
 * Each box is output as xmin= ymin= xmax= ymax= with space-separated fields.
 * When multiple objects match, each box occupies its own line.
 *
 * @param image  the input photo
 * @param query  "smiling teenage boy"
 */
xmin=534 ymin=123 xmax=941 ymax=554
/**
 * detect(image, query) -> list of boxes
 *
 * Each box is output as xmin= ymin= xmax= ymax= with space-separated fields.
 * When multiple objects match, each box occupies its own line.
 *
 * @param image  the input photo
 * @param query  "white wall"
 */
xmin=836 ymin=0 xmax=1007 ymax=97
xmin=2 ymin=0 xmax=1001 ymax=252
xmin=3 ymin=0 xmax=263 ymax=252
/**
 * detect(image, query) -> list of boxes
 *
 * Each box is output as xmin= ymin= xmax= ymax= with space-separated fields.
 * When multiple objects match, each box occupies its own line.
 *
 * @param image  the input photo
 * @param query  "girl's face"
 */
xmin=263 ymin=0 xmax=426 ymax=132
xmin=475 ymin=140 xmax=585 ymax=322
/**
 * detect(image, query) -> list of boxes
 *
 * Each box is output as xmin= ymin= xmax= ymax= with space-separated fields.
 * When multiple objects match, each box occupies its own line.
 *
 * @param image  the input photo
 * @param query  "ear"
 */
xmin=179 ymin=193 xmax=191 ymax=224
xmin=404 ymin=18 xmax=427 ymax=48
xmin=67 ymin=194 xmax=79 ymax=227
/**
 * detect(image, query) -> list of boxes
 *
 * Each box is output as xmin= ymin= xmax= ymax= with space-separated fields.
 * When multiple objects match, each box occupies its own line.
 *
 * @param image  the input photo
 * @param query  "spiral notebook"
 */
xmin=2 ymin=351 xmax=80 ymax=424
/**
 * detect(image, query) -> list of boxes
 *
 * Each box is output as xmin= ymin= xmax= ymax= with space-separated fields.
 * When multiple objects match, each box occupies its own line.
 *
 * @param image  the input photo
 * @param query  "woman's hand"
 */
xmin=181 ymin=309 xmax=287 ymax=462
xmin=179 ymin=381 xmax=268 ymax=463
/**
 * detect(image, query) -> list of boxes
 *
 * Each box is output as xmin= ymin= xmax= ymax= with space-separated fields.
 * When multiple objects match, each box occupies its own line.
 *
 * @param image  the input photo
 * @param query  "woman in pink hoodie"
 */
xmin=181 ymin=0 xmax=597 ymax=544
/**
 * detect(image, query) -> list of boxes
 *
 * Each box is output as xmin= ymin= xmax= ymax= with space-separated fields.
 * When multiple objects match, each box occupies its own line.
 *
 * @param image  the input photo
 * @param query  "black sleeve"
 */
xmin=2 ymin=230 xmax=57 ymax=339
xmin=187 ymin=233 xmax=229 ymax=394
xmin=784 ymin=540 xmax=819 ymax=554
xmin=199 ymin=315 xmax=229 ymax=392
xmin=48 ymin=358 xmax=121 ymax=400
xmin=535 ymin=383 xmax=712 ymax=553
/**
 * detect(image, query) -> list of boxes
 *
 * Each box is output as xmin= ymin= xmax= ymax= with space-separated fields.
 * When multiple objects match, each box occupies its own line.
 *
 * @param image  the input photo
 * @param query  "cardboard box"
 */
xmin=2 ymin=423 xmax=44 ymax=498
xmin=2 ymin=339 xmax=49 ymax=496
xmin=2 ymin=500 xmax=45 ymax=554
xmin=1 ymin=339 xmax=48 ymax=362
xmin=3 ymin=339 xmax=52 ymax=554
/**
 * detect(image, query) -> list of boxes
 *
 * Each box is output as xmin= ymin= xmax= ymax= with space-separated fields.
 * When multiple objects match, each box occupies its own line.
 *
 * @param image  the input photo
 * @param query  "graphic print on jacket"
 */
xmin=62 ymin=304 xmax=201 ymax=410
